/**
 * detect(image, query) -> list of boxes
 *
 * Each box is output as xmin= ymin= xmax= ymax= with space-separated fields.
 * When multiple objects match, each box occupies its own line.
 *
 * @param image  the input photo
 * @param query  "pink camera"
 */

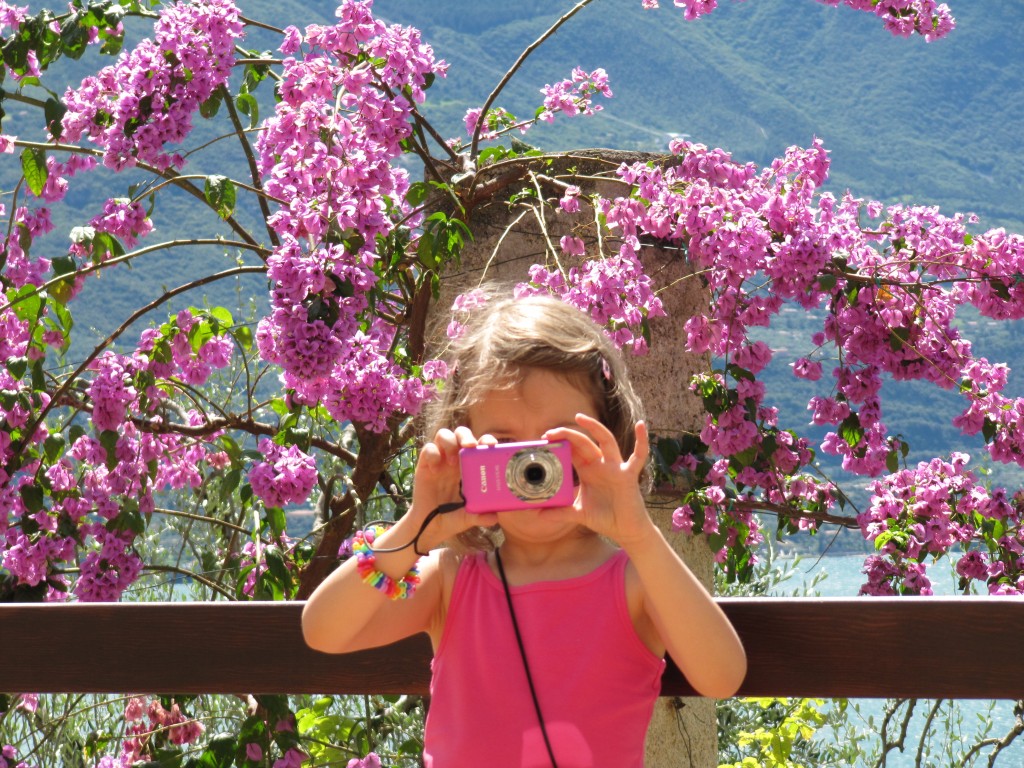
xmin=459 ymin=440 xmax=575 ymax=514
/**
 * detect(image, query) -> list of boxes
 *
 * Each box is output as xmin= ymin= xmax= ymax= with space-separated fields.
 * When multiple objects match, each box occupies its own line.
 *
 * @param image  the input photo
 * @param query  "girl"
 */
xmin=302 ymin=293 xmax=746 ymax=767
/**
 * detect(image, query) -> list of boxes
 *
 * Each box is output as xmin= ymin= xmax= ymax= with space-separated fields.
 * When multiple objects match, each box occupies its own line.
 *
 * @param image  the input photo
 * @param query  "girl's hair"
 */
xmin=423 ymin=291 xmax=647 ymax=548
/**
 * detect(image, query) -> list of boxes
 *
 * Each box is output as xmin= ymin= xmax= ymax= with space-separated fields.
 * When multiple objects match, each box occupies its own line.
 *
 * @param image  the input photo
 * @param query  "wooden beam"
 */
xmin=2 ymin=598 xmax=1022 ymax=699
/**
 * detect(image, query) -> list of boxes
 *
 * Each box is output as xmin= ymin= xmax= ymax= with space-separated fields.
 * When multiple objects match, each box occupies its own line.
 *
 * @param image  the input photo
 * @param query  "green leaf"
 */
xmin=838 ymin=414 xmax=864 ymax=449
xmin=885 ymin=448 xmax=899 ymax=474
xmin=43 ymin=433 xmax=65 ymax=462
xmin=264 ymin=545 xmax=290 ymax=583
xmin=20 ymin=485 xmax=44 ymax=514
xmin=99 ymin=429 xmax=120 ymax=470
xmin=44 ymin=97 xmax=67 ymax=142
xmin=265 ymin=506 xmax=287 ymax=538
xmin=816 ymin=272 xmax=837 ymax=291
xmin=20 ymin=147 xmax=47 ymax=197
xmin=888 ymin=327 xmax=911 ymax=352
xmin=207 ymin=305 xmax=234 ymax=328
xmin=199 ymin=89 xmax=223 ymax=119
xmin=234 ymin=92 xmax=259 ymax=129
xmin=204 ymin=175 xmax=236 ymax=221
xmin=194 ymin=733 xmax=235 ymax=768
xmin=234 ymin=325 xmax=253 ymax=351
xmin=406 ymin=181 xmax=428 ymax=207
xmin=5 ymin=356 xmax=27 ymax=380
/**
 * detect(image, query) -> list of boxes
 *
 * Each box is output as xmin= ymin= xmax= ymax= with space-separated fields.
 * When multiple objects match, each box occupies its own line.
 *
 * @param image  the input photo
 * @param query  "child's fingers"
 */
xmin=625 ymin=421 xmax=650 ymax=475
xmin=418 ymin=441 xmax=443 ymax=470
xmin=543 ymin=425 xmax=602 ymax=467
xmin=571 ymin=413 xmax=625 ymax=462
xmin=453 ymin=426 xmax=478 ymax=449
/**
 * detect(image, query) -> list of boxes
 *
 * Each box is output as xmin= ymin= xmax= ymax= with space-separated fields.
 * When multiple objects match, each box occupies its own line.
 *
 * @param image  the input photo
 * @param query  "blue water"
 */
xmin=776 ymin=553 xmax=1022 ymax=767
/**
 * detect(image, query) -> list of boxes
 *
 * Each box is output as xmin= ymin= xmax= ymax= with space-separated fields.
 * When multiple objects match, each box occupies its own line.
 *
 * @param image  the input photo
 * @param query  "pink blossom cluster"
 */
xmin=248 ymin=439 xmax=317 ymax=509
xmin=75 ymin=528 xmax=144 ymax=601
xmin=641 ymin=0 xmax=955 ymax=41
xmin=114 ymin=696 xmax=204 ymax=765
xmin=521 ymin=252 xmax=665 ymax=354
xmin=857 ymin=453 xmax=1024 ymax=594
xmin=597 ymin=136 xmax=1024 ymax=497
xmin=272 ymin=748 xmax=309 ymax=768
xmin=0 ymin=744 xmax=31 ymax=768
xmin=254 ymin=0 xmax=445 ymax=430
xmin=669 ymin=444 xmax=831 ymax=570
xmin=538 ymin=67 xmax=612 ymax=124
xmin=572 ymin=133 xmax=1023 ymax=575
xmin=1 ymin=413 xmax=211 ymax=600
xmin=1 ymin=312 xmax=240 ymax=599
xmin=61 ymin=0 xmax=243 ymax=170
xmin=2 ymin=203 xmax=55 ymax=288
xmin=463 ymin=106 xmax=528 ymax=144
xmin=0 ymin=1 xmax=28 ymax=34
xmin=136 ymin=308 xmax=237 ymax=389
xmin=84 ymin=198 xmax=155 ymax=250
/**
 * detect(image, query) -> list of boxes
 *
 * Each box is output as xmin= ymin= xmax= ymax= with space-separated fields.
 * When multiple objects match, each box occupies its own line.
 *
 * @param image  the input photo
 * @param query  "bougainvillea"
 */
xmin=8 ymin=0 xmax=1024 ymax=763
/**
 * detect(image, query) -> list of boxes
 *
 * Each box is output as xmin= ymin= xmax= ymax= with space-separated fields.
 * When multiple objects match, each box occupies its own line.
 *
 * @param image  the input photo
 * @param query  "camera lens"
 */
xmin=524 ymin=463 xmax=546 ymax=485
xmin=506 ymin=447 xmax=564 ymax=502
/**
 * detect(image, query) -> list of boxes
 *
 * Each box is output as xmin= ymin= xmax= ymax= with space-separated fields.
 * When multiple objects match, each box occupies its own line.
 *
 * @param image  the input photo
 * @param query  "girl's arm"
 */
xmin=301 ymin=428 xmax=498 ymax=654
xmin=301 ymin=517 xmax=445 ymax=654
xmin=543 ymin=415 xmax=747 ymax=698
xmin=623 ymin=527 xmax=747 ymax=699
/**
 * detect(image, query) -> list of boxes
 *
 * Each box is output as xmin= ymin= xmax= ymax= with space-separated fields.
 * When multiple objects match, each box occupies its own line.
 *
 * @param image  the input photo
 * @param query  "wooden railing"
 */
xmin=3 ymin=598 xmax=1023 ymax=699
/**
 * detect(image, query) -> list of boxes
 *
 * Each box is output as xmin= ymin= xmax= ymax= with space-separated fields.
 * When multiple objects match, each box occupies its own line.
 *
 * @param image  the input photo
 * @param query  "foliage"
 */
xmin=2 ymin=0 xmax=1023 ymax=765
xmin=718 ymin=697 xmax=850 ymax=768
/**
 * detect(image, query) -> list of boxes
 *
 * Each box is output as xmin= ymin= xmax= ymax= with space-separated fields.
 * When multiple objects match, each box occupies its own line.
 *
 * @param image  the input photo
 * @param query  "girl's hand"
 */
xmin=411 ymin=427 xmax=498 ymax=548
xmin=543 ymin=415 xmax=656 ymax=548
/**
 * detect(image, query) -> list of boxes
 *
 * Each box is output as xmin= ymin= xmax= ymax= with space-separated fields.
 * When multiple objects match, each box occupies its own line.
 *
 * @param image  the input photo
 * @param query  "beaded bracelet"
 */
xmin=351 ymin=525 xmax=421 ymax=600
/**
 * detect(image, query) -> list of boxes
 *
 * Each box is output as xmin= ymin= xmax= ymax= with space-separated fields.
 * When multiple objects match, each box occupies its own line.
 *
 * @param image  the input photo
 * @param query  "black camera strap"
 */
xmin=363 ymin=498 xmax=466 ymax=556
xmin=494 ymin=547 xmax=559 ymax=768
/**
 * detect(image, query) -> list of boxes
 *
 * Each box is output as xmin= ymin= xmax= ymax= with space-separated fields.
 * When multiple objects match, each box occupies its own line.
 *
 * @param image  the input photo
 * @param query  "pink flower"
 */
xmin=559 ymin=235 xmax=586 ymax=256
xmin=792 ymin=357 xmax=823 ymax=381
xmin=538 ymin=67 xmax=612 ymax=123
xmin=273 ymin=748 xmax=307 ymax=768
xmin=347 ymin=754 xmax=382 ymax=768
xmin=249 ymin=438 xmax=318 ymax=508
xmin=559 ymin=185 xmax=582 ymax=213
xmin=245 ymin=743 xmax=263 ymax=762
xmin=124 ymin=697 xmax=145 ymax=722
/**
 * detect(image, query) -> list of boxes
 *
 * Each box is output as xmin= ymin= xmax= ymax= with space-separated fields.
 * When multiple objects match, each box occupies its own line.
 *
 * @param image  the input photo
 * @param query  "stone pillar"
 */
xmin=431 ymin=150 xmax=718 ymax=767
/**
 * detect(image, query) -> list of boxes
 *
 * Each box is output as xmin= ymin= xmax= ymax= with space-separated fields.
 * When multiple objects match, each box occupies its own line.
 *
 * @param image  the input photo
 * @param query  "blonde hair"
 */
xmin=424 ymin=291 xmax=647 ymax=549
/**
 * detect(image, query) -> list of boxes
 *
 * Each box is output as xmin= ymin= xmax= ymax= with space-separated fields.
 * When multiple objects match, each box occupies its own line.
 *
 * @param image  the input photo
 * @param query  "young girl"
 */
xmin=302 ymin=293 xmax=746 ymax=767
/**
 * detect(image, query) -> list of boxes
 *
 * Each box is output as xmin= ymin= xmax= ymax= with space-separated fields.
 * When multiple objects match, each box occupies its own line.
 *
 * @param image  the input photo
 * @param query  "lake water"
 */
xmin=774 ymin=553 xmax=1022 ymax=767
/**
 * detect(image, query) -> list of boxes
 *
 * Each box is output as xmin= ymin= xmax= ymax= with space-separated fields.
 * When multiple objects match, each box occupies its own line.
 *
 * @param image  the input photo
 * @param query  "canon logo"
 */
xmin=479 ymin=464 xmax=488 ymax=493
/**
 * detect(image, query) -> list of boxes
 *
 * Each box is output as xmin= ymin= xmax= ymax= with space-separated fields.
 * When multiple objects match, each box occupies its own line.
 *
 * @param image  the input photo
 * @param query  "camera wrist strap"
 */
xmin=363 ymin=498 xmax=466 ymax=557
xmin=494 ymin=547 xmax=559 ymax=768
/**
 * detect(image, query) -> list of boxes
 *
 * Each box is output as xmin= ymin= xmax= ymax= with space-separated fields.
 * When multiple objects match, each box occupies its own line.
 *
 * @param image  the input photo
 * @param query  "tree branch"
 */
xmin=469 ymin=0 xmax=596 ymax=158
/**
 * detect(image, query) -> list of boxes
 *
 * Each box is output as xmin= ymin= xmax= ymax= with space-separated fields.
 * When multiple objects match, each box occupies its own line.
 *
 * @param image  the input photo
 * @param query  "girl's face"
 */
xmin=466 ymin=367 xmax=599 ymax=525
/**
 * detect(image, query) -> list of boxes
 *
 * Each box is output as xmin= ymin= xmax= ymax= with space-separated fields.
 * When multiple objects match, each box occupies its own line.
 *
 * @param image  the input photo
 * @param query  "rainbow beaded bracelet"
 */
xmin=351 ymin=525 xmax=421 ymax=600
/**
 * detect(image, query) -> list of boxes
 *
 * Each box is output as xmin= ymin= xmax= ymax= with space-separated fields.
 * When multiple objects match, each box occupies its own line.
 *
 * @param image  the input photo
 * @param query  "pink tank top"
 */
xmin=423 ymin=549 xmax=666 ymax=767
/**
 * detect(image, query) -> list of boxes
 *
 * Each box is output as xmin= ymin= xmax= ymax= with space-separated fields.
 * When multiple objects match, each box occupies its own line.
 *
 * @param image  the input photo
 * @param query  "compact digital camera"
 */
xmin=459 ymin=440 xmax=575 ymax=514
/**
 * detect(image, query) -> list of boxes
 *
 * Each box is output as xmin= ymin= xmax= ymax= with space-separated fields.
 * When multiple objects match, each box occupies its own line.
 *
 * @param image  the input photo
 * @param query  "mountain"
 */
xmin=367 ymin=0 xmax=1024 ymax=229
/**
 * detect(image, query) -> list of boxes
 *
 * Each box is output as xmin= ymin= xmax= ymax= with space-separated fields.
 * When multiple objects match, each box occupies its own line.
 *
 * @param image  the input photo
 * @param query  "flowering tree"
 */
xmin=3 ymin=0 xmax=1022 ymax=764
